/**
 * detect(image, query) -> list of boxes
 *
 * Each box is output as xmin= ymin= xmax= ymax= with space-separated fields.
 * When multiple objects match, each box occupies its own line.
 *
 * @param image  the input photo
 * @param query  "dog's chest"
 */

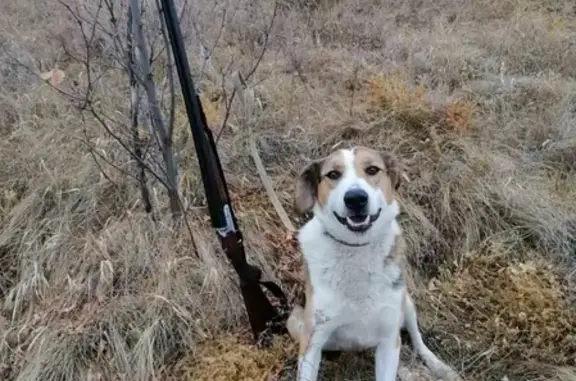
xmin=303 ymin=238 xmax=404 ymax=346
xmin=308 ymin=251 xmax=402 ymax=310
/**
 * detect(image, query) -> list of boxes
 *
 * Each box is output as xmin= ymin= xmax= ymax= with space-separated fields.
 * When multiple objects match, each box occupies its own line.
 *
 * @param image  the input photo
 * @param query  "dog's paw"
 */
xmin=433 ymin=365 xmax=462 ymax=381
xmin=397 ymin=366 xmax=435 ymax=381
xmin=397 ymin=366 xmax=413 ymax=381
xmin=419 ymin=348 xmax=462 ymax=381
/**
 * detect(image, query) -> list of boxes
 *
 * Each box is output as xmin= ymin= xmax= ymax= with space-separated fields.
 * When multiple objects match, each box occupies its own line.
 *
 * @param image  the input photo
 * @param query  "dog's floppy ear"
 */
xmin=294 ymin=159 xmax=323 ymax=215
xmin=381 ymin=151 xmax=408 ymax=191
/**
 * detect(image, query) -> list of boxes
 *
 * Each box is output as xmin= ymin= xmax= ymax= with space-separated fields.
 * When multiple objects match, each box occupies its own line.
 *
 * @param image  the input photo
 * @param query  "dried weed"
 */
xmin=168 ymin=333 xmax=296 ymax=381
xmin=425 ymin=244 xmax=576 ymax=379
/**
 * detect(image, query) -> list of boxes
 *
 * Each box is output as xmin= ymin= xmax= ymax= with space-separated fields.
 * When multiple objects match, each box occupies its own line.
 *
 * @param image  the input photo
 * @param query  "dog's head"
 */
xmin=295 ymin=146 xmax=405 ymax=243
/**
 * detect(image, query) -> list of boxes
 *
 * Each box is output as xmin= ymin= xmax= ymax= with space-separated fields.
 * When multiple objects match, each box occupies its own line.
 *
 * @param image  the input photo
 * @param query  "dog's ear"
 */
xmin=294 ymin=159 xmax=323 ymax=215
xmin=381 ymin=151 xmax=408 ymax=191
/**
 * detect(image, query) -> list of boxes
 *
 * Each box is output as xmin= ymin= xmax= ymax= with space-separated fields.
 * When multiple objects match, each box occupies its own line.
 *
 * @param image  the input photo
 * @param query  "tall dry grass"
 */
xmin=1 ymin=0 xmax=575 ymax=380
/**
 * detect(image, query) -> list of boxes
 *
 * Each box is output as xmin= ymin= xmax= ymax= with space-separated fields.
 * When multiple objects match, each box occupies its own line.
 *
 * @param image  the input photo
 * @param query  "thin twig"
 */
xmin=197 ymin=7 xmax=227 ymax=86
xmin=245 ymin=1 xmax=278 ymax=81
xmin=349 ymin=62 xmax=359 ymax=116
xmin=74 ymin=135 xmax=139 ymax=182
xmin=103 ymin=0 xmax=133 ymax=70
xmin=0 ymin=54 xmax=83 ymax=102
xmin=80 ymin=113 xmax=122 ymax=188
xmin=215 ymin=1 xmax=278 ymax=144
xmin=56 ymin=0 xmax=104 ymax=109
xmin=89 ymin=107 xmax=172 ymax=190
xmin=215 ymin=88 xmax=236 ymax=143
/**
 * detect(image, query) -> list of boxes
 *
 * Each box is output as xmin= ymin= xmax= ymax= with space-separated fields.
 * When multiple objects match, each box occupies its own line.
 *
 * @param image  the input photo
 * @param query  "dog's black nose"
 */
xmin=344 ymin=189 xmax=368 ymax=212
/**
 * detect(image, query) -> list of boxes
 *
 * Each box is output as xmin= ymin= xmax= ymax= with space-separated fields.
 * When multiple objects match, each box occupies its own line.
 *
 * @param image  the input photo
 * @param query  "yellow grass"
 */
xmin=167 ymin=333 xmax=297 ymax=381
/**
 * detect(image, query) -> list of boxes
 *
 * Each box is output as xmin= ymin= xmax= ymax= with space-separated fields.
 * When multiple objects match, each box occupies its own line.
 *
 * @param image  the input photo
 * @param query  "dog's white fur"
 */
xmin=288 ymin=147 xmax=460 ymax=381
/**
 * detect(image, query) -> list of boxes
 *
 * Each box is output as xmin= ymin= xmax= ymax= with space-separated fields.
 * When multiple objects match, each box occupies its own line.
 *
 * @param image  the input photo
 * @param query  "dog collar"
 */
xmin=323 ymin=231 xmax=370 ymax=247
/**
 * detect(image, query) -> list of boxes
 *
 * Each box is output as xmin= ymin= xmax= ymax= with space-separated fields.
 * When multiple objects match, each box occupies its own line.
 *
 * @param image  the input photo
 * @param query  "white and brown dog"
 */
xmin=287 ymin=146 xmax=461 ymax=381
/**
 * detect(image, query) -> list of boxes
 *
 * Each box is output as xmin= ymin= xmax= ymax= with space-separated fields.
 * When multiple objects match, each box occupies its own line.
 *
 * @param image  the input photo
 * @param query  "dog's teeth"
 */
xmin=346 ymin=216 xmax=370 ymax=226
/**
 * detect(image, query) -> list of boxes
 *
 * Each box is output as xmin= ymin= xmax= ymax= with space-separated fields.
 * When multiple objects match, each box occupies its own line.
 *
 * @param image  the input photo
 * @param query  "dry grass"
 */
xmin=1 ymin=0 xmax=576 ymax=380
xmin=167 ymin=333 xmax=296 ymax=381
xmin=428 ymin=242 xmax=576 ymax=380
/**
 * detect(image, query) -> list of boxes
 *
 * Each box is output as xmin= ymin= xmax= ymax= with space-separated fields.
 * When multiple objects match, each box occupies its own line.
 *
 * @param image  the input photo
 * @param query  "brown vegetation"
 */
xmin=1 ymin=0 xmax=575 ymax=380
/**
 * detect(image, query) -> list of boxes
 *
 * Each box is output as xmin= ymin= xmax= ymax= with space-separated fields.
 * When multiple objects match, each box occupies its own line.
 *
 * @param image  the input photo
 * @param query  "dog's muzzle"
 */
xmin=333 ymin=188 xmax=381 ymax=232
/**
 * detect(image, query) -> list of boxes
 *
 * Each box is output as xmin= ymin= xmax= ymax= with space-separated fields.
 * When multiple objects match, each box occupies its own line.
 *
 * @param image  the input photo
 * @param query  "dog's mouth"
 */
xmin=333 ymin=208 xmax=382 ymax=233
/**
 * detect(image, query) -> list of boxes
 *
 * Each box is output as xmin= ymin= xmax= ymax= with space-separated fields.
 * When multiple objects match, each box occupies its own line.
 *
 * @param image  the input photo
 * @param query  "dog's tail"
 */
xmin=403 ymin=295 xmax=462 ymax=381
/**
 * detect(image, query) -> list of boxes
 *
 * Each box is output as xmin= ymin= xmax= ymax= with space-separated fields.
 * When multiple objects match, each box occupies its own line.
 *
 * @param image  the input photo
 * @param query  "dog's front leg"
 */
xmin=375 ymin=334 xmax=401 ymax=381
xmin=297 ymin=322 xmax=334 ymax=381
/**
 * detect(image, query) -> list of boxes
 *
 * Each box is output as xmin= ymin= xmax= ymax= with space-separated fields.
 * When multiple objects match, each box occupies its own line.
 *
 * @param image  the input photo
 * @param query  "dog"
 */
xmin=287 ymin=146 xmax=461 ymax=381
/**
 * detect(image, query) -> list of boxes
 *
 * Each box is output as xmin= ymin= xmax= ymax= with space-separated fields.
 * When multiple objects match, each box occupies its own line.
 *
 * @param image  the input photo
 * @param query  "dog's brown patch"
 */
xmin=294 ymin=150 xmax=348 ymax=213
xmin=386 ymin=233 xmax=408 ymax=290
xmin=316 ymin=151 xmax=346 ymax=207
xmin=288 ymin=258 xmax=317 ymax=358
xmin=294 ymin=160 xmax=321 ymax=215
xmin=390 ymin=233 xmax=407 ymax=263
xmin=352 ymin=147 xmax=403 ymax=204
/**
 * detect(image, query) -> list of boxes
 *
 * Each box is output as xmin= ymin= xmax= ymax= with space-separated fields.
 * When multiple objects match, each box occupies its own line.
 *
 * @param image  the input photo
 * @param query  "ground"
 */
xmin=1 ymin=0 xmax=575 ymax=380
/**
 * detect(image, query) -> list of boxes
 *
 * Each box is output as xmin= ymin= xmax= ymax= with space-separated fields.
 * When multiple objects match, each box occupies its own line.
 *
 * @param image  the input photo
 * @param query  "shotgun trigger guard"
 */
xmin=216 ymin=204 xmax=236 ymax=237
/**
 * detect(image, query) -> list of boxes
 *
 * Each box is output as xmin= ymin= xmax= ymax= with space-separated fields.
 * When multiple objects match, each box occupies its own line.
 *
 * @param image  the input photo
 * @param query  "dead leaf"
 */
xmin=40 ymin=67 xmax=66 ymax=88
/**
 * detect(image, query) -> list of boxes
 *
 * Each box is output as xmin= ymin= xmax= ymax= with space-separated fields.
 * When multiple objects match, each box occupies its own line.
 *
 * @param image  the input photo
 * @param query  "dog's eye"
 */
xmin=365 ymin=166 xmax=380 ymax=176
xmin=326 ymin=170 xmax=341 ymax=180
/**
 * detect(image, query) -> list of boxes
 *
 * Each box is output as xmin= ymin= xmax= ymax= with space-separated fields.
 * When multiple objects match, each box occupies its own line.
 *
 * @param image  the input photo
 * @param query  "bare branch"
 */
xmin=80 ymin=120 xmax=122 ymax=188
xmin=0 ymin=53 xmax=84 ymax=102
xmin=245 ymin=1 xmax=278 ymax=81
xmin=55 ymin=0 xmax=105 ymax=108
xmin=89 ymin=106 xmax=172 ymax=190
xmin=103 ymin=0 xmax=132 ymax=68
xmin=215 ymin=1 xmax=279 ymax=144
xmin=154 ymin=0 xmax=176 ymax=138
xmin=215 ymin=88 xmax=236 ymax=143
xmin=197 ymin=7 xmax=227 ymax=86
xmin=130 ymin=0 xmax=181 ymax=219
xmin=127 ymin=3 xmax=154 ymax=215
xmin=349 ymin=62 xmax=360 ymax=116
xmin=74 ymin=135 xmax=138 ymax=183
xmin=46 ymin=0 xmax=199 ymax=223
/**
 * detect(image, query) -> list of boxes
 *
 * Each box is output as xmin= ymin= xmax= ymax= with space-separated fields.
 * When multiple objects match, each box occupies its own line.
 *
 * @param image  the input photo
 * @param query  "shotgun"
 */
xmin=158 ymin=0 xmax=288 ymax=343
